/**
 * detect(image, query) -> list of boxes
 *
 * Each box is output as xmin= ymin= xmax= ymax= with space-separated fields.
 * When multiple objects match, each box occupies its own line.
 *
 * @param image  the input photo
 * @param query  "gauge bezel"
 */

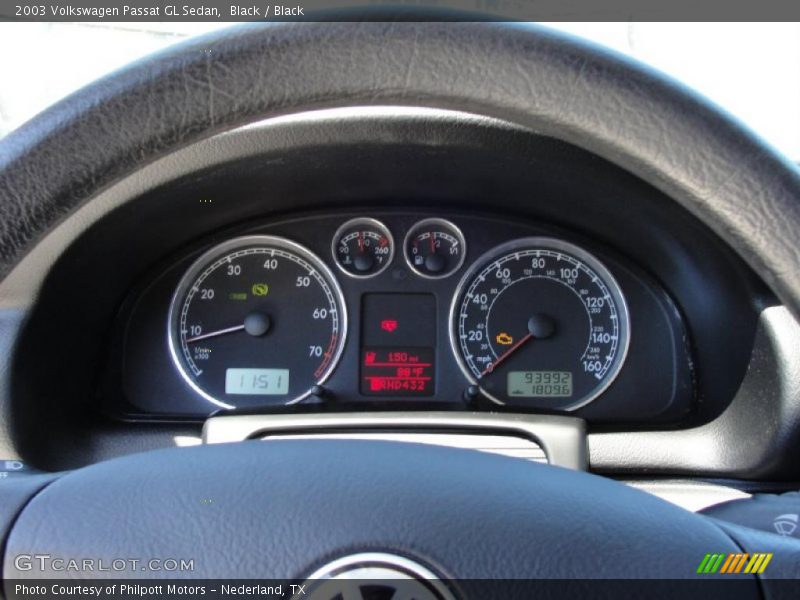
xmin=403 ymin=217 xmax=467 ymax=280
xmin=448 ymin=236 xmax=631 ymax=410
xmin=167 ymin=235 xmax=348 ymax=409
xmin=331 ymin=217 xmax=395 ymax=279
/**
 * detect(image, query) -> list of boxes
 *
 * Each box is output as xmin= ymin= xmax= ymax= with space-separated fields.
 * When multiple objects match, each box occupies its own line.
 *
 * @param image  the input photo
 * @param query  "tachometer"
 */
xmin=168 ymin=236 xmax=346 ymax=408
xmin=450 ymin=238 xmax=629 ymax=409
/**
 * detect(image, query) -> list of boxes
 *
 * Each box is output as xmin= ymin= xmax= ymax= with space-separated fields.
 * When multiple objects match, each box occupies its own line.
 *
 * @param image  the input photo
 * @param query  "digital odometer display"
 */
xmin=168 ymin=236 xmax=346 ymax=409
xmin=507 ymin=371 xmax=572 ymax=398
xmin=451 ymin=237 xmax=630 ymax=410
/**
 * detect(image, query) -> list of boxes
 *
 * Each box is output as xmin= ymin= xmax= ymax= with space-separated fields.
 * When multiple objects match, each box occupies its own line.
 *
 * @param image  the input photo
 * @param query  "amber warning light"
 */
xmin=360 ymin=347 xmax=435 ymax=396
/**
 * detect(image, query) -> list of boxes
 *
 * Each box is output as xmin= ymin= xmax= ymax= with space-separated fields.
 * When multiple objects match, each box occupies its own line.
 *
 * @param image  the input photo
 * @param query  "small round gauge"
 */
xmin=450 ymin=237 xmax=630 ymax=410
xmin=404 ymin=218 xmax=467 ymax=279
xmin=168 ymin=236 xmax=347 ymax=409
xmin=332 ymin=218 xmax=394 ymax=278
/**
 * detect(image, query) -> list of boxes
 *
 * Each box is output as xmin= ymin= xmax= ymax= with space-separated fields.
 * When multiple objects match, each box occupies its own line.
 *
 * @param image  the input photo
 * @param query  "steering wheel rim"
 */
xmin=1 ymin=21 xmax=799 ymax=589
xmin=0 ymin=22 xmax=799 ymax=313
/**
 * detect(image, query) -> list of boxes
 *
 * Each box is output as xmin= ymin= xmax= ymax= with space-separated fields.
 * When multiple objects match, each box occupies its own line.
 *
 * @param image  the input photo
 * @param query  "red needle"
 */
xmin=480 ymin=332 xmax=534 ymax=378
xmin=429 ymin=232 xmax=436 ymax=253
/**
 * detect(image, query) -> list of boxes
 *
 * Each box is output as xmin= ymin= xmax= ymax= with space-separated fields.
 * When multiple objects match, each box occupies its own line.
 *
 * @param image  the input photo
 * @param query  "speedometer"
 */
xmin=450 ymin=238 xmax=630 ymax=409
xmin=168 ymin=236 xmax=346 ymax=409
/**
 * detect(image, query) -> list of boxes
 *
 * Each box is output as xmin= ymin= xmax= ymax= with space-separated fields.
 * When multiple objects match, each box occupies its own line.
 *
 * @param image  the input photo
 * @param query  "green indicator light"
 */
xmin=228 ymin=293 xmax=248 ymax=301
xmin=251 ymin=283 xmax=269 ymax=297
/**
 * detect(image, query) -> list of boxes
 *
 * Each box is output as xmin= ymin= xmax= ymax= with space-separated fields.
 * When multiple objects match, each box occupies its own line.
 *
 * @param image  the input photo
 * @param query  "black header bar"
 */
xmin=3 ymin=0 xmax=800 ymax=22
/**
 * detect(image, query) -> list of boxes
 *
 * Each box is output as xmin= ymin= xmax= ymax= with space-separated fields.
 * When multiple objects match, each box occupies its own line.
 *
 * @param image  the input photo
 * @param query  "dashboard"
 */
xmin=4 ymin=108 xmax=787 ymax=478
xmin=5 ymin=23 xmax=800 ymax=585
xmin=112 ymin=211 xmax=692 ymax=422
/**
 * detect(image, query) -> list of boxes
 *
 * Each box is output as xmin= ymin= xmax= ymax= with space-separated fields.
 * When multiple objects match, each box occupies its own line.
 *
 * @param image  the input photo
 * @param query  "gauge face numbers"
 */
xmin=452 ymin=238 xmax=630 ymax=410
xmin=168 ymin=236 xmax=346 ymax=408
xmin=404 ymin=218 xmax=466 ymax=279
xmin=332 ymin=218 xmax=394 ymax=278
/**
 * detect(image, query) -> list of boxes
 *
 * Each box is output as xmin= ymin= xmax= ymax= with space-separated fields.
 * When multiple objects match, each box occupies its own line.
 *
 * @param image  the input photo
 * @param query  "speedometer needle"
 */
xmin=186 ymin=324 xmax=246 ymax=344
xmin=478 ymin=314 xmax=556 ymax=378
xmin=480 ymin=332 xmax=533 ymax=378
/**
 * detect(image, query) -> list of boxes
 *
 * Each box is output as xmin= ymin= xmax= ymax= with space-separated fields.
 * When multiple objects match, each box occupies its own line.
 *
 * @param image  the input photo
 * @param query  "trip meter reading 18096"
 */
xmin=450 ymin=238 xmax=630 ymax=410
xmin=168 ymin=236 xmax=346 ymax=409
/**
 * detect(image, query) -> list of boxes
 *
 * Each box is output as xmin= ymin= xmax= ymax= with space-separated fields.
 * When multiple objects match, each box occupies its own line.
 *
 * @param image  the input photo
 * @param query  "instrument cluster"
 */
xmin=110 ymin=211 xmax=693 ymax=423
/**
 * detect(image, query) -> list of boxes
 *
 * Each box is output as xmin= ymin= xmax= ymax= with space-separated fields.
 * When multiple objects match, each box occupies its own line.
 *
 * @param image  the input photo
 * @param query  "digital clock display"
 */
xmin=507 ymin=371 xmax=572 ymax=398
xmin=225 ymin=368 xmax=290 ymax=395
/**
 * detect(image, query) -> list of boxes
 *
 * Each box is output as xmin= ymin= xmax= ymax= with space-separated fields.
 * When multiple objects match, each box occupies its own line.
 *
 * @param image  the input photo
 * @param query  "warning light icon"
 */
xmin=251 ymin=283 xmax=269 ymax=297
xmin=496 ymin=332 xmax=514 ymax=345
xmin=380 ymin=319 xmax=399 ymax=333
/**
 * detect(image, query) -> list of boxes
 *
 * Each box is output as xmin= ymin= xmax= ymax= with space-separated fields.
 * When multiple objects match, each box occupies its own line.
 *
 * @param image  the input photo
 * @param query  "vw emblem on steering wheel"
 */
xmin=295 ymin=552 xmax=456 ymax=600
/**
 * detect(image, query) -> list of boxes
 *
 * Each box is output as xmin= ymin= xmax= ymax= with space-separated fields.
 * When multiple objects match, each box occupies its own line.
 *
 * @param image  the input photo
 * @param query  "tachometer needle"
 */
xmin=186 ymin=312 xmax=272 ymax=343
xmin=480 ymin=332 xmax=533 ymax=378
xmin=186 ymin=324 xmax=246 ymax=343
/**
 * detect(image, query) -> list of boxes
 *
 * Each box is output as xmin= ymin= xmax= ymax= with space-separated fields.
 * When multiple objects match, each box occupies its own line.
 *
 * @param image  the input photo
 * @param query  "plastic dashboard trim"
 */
xmin=203 ymin=411 xmax=588 ymax=470
xmin=0 ymin=108 xmax=794 ymax=479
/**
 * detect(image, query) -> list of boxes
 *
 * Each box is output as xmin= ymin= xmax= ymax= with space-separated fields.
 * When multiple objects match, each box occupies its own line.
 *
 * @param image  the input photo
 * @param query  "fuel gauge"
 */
xmin=404 ymin=218 xmax=467 ymax=279
xmin=332 ymin=218 xmax=394 ymax=278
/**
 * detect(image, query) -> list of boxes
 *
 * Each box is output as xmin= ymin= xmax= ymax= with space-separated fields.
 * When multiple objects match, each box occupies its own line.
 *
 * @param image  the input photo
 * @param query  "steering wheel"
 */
xmin=2 ymin=22 xmax=800 ymax=594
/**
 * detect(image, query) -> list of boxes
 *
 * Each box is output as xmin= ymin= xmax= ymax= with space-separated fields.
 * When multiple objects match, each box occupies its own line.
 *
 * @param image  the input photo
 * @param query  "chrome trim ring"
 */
xmin=448 ymin=236 xmax=630 ymax=410
xmin=403 ymin=217 xmax=467 ymax=280
xmin=331 ymin=217 xmax=395 ymax=279
xmin=167 ymin=235 xmax=347 ymax=408
xmin=296 ymin=553 xmax=456 ymax=600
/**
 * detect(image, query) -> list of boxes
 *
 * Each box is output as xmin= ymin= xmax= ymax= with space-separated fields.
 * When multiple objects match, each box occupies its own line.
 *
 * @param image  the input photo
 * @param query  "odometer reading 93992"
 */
xmin=168 ymin=236 xmax=346 ymax=409
xmin=451 ymin=238 xmax=630 ymax=410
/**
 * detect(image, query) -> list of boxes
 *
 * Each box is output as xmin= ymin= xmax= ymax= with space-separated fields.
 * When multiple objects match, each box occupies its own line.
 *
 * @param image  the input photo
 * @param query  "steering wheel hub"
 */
xmin=299 ymin=552 xmax=455 ymax=600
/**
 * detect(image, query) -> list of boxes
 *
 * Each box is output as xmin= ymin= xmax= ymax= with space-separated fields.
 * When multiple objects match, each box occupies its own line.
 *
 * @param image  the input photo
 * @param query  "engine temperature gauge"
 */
xmin=332 ymin=218 xmax=394 ymax=278
xmin=404 ymin=218 xmax=467 ymax=279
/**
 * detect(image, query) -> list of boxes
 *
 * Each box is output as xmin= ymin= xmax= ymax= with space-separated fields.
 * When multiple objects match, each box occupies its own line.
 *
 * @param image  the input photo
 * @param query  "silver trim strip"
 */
xmin=202 ymin=411 xmax=587 ymax=470
xmin=264 ymin=432 xmax=547 ymax=463
xmin=624 ymin=480 xmax=752 ymax=512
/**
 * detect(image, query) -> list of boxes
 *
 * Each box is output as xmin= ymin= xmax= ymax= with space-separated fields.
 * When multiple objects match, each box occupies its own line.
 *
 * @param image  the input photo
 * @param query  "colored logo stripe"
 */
xmin=698 ymin=553 xmax=772 ymax=574
xmin=697 ymin=554 xmax=724 ymax=573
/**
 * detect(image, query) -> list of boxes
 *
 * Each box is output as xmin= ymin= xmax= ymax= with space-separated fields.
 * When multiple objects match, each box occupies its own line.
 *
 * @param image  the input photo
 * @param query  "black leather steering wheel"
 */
xmin=1 ymin=22 xmax=800 ymax=593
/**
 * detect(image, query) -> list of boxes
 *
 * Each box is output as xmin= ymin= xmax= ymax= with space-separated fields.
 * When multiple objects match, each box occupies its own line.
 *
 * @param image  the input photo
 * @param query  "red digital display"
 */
xmin=360 ymin=347 xmax=435 ymax=396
